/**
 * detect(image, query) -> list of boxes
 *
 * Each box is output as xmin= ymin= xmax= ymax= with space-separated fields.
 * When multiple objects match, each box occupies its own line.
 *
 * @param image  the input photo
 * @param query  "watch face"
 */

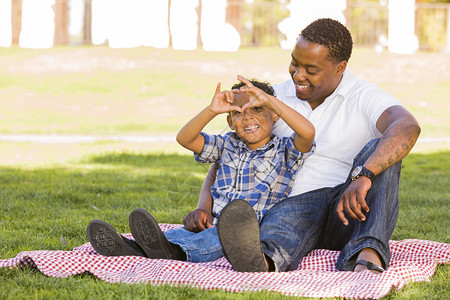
xmin=352 ymin=166 xmax=362 ymax=177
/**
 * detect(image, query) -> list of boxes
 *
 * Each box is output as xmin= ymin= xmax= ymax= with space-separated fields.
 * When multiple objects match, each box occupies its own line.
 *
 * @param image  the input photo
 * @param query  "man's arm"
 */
xmin=183 ymin=163 xmax=217 ymax=232
xmin=336 ymin=105 xmax=421 ymax=225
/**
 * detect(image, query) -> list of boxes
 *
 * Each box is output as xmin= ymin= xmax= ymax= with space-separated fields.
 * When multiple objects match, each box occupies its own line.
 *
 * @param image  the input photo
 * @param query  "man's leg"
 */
xmin=316 ymin=138 xmax=401 ymax=271
xmin=259 ymin=189 xmax=331 ymax=272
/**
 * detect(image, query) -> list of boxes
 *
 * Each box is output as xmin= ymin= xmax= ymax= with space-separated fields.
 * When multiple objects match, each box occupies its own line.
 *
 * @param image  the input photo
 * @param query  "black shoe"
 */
xmin=129 ymin=208 xmax=185 ymax=260
xmin=86 ymin=220 xmax=146 ymax=257
xmin=218 ymin=200 xmax=268 ymax=272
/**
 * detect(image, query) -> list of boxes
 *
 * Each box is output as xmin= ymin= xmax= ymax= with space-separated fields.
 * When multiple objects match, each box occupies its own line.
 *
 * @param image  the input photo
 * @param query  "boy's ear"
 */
xmin=272 ymin=112 xmax=280 ymax=122
xmin=227 ymin=114 xmax=235 ymax=130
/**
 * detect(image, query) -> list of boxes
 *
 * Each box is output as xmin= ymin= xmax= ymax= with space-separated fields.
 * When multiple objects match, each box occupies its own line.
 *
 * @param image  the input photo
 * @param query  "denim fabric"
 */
xmin=260 ymin=138 xmax=402 ymax=272
xmin=164 ymin=227 xmax=223 ymax=263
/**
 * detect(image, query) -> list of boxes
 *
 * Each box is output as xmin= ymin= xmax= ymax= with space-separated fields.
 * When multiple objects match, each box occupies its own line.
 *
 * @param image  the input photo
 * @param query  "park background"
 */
xmin=0 ymin=0 xmax=449 ymax=299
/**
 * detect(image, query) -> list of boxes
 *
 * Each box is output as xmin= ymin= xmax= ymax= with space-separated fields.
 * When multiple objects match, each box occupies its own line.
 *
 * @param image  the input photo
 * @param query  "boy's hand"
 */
xmin=236 ymin=75 xmax=274 ymax=112
xmin=183 ymin=208 xmax=214 ymax=232
xmin=209 ymin=82 xmax=242 ymax=115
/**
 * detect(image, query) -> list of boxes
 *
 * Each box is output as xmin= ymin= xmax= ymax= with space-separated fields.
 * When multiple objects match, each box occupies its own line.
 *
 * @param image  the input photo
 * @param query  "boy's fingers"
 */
xmin=215 ymin=82 xmax=221 ymax=93
xmin=237 ymin=75 xmax=254 ymax=88
xmin=230 ymin=106 xmax=242 ymax=113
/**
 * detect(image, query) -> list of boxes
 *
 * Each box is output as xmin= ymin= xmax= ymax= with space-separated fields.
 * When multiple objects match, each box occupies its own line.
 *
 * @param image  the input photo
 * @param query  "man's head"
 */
xmin=227 ymin=80 xmax=280 ymax=150
xmin=289 ymin=18 xmax=353 ymax=109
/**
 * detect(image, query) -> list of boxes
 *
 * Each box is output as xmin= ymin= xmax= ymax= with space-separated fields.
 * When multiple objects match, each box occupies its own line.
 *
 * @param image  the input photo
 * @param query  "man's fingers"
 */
xmin=343 ymin=196 xmax=360 ymax=221
xmin=336 ymin=198 xmax=348 ymax=225
xmin=359 ymin=198 xmax=370 ymax=213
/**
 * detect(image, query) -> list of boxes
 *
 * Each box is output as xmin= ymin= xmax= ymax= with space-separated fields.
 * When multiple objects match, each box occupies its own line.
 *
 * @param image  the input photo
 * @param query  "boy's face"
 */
xmin=227 ymin=93 xmax=279 ymax=150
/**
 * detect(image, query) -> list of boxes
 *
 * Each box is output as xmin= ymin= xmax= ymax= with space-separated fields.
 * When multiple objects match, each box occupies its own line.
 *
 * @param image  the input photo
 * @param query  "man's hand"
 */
xmin=336 ymin=177 xmax=372 ymax=225
xmin=183 ymin=208 xmax=214 ymax=233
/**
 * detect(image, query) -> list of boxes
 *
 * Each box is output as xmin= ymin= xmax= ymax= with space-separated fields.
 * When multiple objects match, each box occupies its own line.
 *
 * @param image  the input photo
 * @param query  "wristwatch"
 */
xmin=351 ymin=165 xmax=375 ymax=182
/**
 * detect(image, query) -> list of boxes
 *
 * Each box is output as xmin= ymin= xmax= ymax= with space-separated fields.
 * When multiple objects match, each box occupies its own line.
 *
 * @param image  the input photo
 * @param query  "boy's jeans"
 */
xmin=260 ymin=138 xmax=401 ymax=271
xmin=165 ymin=227 xmax=223 ymax=262
xmin=166 ymin=138 xmax=401 ymax=269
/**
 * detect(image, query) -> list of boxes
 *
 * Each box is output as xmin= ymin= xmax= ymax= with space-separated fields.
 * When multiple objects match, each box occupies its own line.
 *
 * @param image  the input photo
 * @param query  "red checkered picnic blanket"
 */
xmin=1 ymin=223 xmax=449 ymax=299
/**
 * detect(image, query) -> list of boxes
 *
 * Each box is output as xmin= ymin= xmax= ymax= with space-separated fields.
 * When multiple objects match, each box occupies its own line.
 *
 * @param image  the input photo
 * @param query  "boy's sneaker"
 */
xmin=218 ymin=200 xmax=268 ymax=272
xmin=87 ymin=219 xmax=146 ymax=257
xmin=129 ymin=208 xmax=185 ymax=260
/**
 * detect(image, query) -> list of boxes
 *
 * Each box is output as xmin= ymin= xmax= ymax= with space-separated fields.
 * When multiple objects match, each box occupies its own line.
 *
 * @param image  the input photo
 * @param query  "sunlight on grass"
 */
xmin=0 ymin=46 xmax=448 ymax=299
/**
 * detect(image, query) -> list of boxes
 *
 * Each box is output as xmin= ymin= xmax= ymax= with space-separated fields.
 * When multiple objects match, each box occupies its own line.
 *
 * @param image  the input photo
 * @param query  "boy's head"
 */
xmin=227 ymin=79 xmax=280 ymax=150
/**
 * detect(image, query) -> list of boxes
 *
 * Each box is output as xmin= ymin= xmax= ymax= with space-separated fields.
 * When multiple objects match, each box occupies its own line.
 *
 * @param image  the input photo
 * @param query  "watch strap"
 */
xmin=352 ymin=166 xmax=375 ymax=182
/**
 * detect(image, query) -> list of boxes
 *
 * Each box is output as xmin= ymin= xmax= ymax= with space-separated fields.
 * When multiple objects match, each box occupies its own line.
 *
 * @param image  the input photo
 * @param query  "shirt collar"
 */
xmin=229 ymin=132 xmax=279 ymax=152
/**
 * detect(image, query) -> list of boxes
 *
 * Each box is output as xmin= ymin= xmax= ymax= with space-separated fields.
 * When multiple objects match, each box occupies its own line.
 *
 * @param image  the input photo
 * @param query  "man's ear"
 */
xmin=336 ymin=60 xmax=347 ymax=77
xmin=227 ymin=114 xmax=235 ymax=130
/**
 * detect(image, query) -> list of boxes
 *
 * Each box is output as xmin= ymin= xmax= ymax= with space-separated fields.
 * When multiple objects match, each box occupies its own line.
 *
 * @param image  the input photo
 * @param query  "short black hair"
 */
xmin=300 ymin=18 xmax=353 ymax=63
xmin=231 ymin=79 xmax=275 ymax=97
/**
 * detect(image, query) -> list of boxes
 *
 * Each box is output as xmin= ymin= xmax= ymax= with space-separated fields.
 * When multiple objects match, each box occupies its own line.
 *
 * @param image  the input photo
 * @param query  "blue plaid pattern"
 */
xmin=195 ymin=132 xmax=315 ymax=224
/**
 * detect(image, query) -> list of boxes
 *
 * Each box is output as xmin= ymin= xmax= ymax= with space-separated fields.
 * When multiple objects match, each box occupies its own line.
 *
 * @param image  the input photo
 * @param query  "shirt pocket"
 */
xmin=215 ymin=151 xmax=239 ymax=192
xmin=254 ymin=159 xmax=278 ymax=191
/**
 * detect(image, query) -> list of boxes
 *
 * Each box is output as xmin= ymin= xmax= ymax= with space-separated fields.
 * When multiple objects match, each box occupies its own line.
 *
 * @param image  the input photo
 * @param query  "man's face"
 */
xmin=227 ymin=93 xmax=277 ymax=150
xmin=289 ymin=36 xmax=346 ymax=109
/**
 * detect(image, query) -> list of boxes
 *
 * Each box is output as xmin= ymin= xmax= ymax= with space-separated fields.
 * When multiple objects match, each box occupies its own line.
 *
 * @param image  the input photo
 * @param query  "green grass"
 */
xmin=0 ymin=46 xmax=449 ymax=137
xmin=0 ymin=46 xmax=449 ymax=298
xmin=0 ymin=151 xmax=449 ymax=299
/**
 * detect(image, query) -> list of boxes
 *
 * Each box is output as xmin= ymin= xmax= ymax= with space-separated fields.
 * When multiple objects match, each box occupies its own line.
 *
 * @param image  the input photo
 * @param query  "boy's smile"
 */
xmin=227 ymin=93 xmax=279 ymax=150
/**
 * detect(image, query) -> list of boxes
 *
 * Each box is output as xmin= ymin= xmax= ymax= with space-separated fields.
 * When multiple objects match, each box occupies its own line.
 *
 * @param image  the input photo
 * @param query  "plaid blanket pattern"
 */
xmin=1 ymin=223 xmax=449 ymax=299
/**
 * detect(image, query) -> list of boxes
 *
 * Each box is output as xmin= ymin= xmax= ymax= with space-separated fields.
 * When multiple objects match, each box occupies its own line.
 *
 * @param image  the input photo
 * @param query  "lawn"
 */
xmin=0 ymin=46 xmax=449 ymax=299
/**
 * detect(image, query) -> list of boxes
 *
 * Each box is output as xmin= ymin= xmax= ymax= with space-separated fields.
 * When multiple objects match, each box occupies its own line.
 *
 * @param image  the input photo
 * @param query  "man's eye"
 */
xmin=253 ymin=107 xmax=262 ymax=111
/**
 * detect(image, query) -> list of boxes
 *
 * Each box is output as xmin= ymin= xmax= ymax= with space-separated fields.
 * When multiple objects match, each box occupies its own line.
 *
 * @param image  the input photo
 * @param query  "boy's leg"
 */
xmin=217 ymin=200 xmax=267 ymax=272
xmin=316 ymin=138 xmax=401 ymax=271
xmin=218 ymin=191 xmax=331 ymax=272
xmin=129 ymin=208 xmax=185 ymax=260
xmin=165 ymin=226 xmax=223 ymax=263
xmin=86 ymin=219 xmax=147 ymax=257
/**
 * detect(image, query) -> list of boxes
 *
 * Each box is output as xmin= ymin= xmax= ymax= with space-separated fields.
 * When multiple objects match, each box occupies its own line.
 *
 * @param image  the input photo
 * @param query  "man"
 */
xmin=183 ymin=18 xmax=421 ymax=273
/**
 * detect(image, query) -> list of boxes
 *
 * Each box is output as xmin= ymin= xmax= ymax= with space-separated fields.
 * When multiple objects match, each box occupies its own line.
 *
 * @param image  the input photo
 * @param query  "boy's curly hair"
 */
xmin=231 ymin=79 xmax=276 ymax=97
xmin=300 ymin=18 xmax=353 ymax=63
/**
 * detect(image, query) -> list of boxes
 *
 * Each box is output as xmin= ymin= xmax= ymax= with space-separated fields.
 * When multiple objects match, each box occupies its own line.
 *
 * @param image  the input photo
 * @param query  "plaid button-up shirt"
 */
xmin=194 ymin=132 xmax=315 ymax=224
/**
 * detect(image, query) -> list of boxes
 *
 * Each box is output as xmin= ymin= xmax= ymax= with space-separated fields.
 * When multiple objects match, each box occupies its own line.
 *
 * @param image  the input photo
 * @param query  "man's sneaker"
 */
xmin=218 ymin=200 xmax=268 ymax=272
xmin=129 ymin=208 xmax=185 ymax=260
xmin=86 ymin=220 xmax=146 ymax=257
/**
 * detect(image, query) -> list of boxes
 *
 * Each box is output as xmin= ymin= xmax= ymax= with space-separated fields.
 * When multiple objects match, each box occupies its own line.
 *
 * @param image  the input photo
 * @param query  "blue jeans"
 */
xmin=164 ymin=227 xmax=223 ymax=262
xmin=260 ymin=138 xmax=401 ymax=271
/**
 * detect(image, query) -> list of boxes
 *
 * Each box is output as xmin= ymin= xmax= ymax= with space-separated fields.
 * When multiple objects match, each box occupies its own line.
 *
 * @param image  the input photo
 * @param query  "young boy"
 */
xmin=86 ymin=76 xmax=315 ymax=266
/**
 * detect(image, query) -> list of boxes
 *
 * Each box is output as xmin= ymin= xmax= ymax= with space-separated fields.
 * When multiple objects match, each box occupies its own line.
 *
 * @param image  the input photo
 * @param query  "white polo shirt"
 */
xmin=272 ymin=69 xmax=401 ymax=195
